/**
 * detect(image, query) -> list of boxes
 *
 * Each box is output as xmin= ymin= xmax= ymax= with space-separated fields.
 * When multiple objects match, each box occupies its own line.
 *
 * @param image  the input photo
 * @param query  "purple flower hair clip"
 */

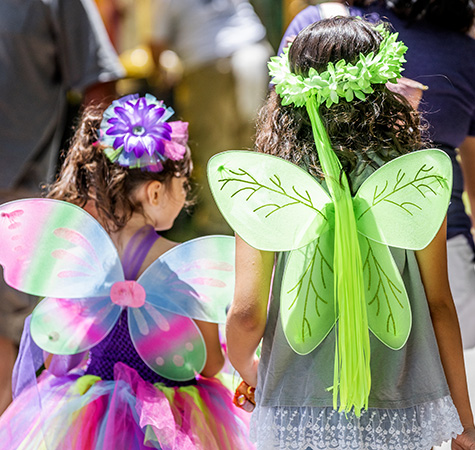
xmin=99 ymin=94 xmax=188 ymax=172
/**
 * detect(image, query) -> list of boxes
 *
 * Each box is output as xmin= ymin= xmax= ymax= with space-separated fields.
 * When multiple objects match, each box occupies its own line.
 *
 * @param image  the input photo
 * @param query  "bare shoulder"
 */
xmin=154 ymin=236 xmax=180 ymax=257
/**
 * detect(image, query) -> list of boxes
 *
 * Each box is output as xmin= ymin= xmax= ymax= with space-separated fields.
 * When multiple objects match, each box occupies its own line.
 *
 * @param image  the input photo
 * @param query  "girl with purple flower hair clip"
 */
xmin=0 ymin=94 xmax=255 ymax=449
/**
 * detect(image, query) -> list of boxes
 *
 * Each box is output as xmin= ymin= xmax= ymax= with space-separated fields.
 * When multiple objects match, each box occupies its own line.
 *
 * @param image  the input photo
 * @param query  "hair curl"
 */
xmin=256 ymin=17 xmax=426 ymax=193
xmin=47 ymin=103 xmax=192 ymax=232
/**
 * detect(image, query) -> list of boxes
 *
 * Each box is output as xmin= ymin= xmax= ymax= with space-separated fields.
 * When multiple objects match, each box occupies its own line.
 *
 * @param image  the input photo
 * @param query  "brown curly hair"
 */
xmin=47 ymin=103 xmax=192 ymax=232
xmin=256 ymin=17 xmax=427 ymax=193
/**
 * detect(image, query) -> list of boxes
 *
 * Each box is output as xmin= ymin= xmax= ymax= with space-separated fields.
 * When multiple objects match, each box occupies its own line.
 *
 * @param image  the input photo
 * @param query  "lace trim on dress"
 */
xmin=250 ymin=395 xmax=462 ymax=450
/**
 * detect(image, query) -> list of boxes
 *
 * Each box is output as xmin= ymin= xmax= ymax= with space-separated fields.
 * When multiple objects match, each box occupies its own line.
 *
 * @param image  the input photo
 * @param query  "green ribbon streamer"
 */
xmin=306 ymin=96 xmax=371 ymax=415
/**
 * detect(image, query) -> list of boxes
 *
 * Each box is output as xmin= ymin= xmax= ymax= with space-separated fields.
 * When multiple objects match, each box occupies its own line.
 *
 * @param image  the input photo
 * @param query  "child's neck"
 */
xmin=110 ymin=212 xmax=154 ymax=260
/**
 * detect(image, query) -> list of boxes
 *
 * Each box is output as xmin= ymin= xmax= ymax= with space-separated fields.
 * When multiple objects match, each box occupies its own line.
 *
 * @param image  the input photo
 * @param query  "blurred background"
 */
xmin=91 ymin=0 xmax=309 ymax=240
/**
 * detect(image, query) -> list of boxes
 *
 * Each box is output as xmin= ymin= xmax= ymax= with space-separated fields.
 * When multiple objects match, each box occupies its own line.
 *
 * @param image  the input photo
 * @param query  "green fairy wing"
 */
xmin=281 ymin=229 xmax=335 ymax=354
xmin=208 ymin=151 xmax=337 ymax=353
xmin=359 ymin=234 xmax=411 ymax=349
xmin=354 ymin=149 xmax=452 ymax=249
xmin=207 ymin=151 xmax=332 ymax=251
xmin=354 ymin=149 xmax=451 ymax=348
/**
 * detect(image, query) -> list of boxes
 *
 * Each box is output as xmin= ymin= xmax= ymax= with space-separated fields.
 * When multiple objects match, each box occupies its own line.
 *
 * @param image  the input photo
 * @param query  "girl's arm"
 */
xmin=226 ymin=235 xmax=274 ymax=387
xmin=415 ymin=218 xmax=475 ymax=444
xmin=194 ymin=320 xmax=225 ymax=378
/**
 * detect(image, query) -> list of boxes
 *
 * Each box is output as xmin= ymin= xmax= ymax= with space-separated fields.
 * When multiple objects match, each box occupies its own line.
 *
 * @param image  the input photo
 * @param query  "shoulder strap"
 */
xmin=121 ymin=225 xmax=160 ymax=280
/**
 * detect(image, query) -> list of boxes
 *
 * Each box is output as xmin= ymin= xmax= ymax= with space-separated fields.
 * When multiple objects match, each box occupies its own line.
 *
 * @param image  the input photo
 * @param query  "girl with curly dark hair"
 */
xmin=212 ymin=17 xmax=475 ymax=449
xmin=47 ymin=102 xmax=192 ymax=233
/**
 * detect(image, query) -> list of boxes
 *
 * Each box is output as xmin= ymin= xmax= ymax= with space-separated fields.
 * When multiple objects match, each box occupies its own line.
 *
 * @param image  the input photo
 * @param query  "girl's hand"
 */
xmin=233 ymin=380 xmax=256 ymax=413
xmin=452 ymin=427 xmax=475 ymax=449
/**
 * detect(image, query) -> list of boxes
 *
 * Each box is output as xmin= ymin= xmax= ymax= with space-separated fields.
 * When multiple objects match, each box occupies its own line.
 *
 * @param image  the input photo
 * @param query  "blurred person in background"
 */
xmin=151 ymin=0 xmax=273 ymax=238
xmin=278 ymin=0 xmax=373 ymax=54
xmin=95 ymin=0 xmax=124 ymax=49
xmin=0 ymin=0 xmax=124 ymax=414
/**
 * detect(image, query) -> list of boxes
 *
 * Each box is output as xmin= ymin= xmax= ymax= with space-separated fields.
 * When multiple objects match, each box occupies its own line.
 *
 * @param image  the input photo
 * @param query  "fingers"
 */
xmin=396 ymin=77 xmax=428 ymax=91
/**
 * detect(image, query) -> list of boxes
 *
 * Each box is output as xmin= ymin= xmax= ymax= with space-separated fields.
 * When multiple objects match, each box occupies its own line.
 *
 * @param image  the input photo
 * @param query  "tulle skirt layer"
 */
xmin=0 ymin=362 xmax=254 ymax=450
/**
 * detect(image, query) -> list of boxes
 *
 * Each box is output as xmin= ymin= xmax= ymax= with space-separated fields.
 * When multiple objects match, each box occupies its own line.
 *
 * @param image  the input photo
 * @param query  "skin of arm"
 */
xmin=415 ymin=218 xmax=475 ymax=447
xmin=226 ymin=234 xmax=274 ymax=387
xmin=458 ymin=136 xmax=475 ymax=224
xmin=195 ymin=320 xmax=225 ymax=378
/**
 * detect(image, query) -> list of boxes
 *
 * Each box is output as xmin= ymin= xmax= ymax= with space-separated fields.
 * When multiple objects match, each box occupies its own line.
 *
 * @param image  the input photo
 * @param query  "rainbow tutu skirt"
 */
xmin=0 ymin=362 xmax=254 ymax=449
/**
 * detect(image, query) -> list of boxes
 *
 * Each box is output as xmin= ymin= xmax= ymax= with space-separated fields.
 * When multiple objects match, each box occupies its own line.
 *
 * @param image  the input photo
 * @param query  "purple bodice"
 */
xmin=85 ymin=225 xmax=196 ymax=387
xmin=85 ymin=310 xmax=194 ymax=386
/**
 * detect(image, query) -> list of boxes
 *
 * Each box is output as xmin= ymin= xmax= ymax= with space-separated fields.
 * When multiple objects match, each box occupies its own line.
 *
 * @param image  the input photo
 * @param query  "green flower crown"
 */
xmin=268 ymin=24 xmax=408 ymax=108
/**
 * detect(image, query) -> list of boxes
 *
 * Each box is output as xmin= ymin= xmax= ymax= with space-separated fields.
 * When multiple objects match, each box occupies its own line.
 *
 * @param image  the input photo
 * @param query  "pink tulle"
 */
xmin=0 ymin=363 xmax=254 ymax=449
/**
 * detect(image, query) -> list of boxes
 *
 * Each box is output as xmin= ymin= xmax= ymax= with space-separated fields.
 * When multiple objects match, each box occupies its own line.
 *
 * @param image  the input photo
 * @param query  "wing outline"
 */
xmin=138 ymin=235 xmax=235 ymax=323
xmin=281 ymin=229 xmax=336 ymax=354
xmin=128 ymin=302 xmax=207 ymax=381
xmin=359 ymin=235 xmax=411 ymax=350
xmin=30 ymin=296 xmax=122 ymax=355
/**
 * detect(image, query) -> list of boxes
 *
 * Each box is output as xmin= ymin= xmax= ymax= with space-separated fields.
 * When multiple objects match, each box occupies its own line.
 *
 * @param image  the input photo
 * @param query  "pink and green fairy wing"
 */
xmin=0 ymin=198 xmax=125 ymax=355
xmin=0 ymin=198 xmax=124 ymax=298
xmin=128 ymin=235 xmax=235 ymax=380
xmin=207 ymin=151 xmax=332 ymax=251
xmin=281 ymin=229 xmax=335 ymax=355
xmin=359 ymin=235 xmax=411 ymax=349
xmin=354 ymin=149 xmax=452 ymax=250
xmin=129 ymin=303 xmax=206 ymax=381
xmin=30 ymin=296 xmax=122 ymax=355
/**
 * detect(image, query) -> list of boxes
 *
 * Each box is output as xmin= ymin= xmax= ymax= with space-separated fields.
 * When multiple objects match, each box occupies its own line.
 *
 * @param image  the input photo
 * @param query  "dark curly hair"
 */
xmin=256 ymin=16 xmax=426 ymax=193
xmin=47 ymin=103 xmax=192 ymax=232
